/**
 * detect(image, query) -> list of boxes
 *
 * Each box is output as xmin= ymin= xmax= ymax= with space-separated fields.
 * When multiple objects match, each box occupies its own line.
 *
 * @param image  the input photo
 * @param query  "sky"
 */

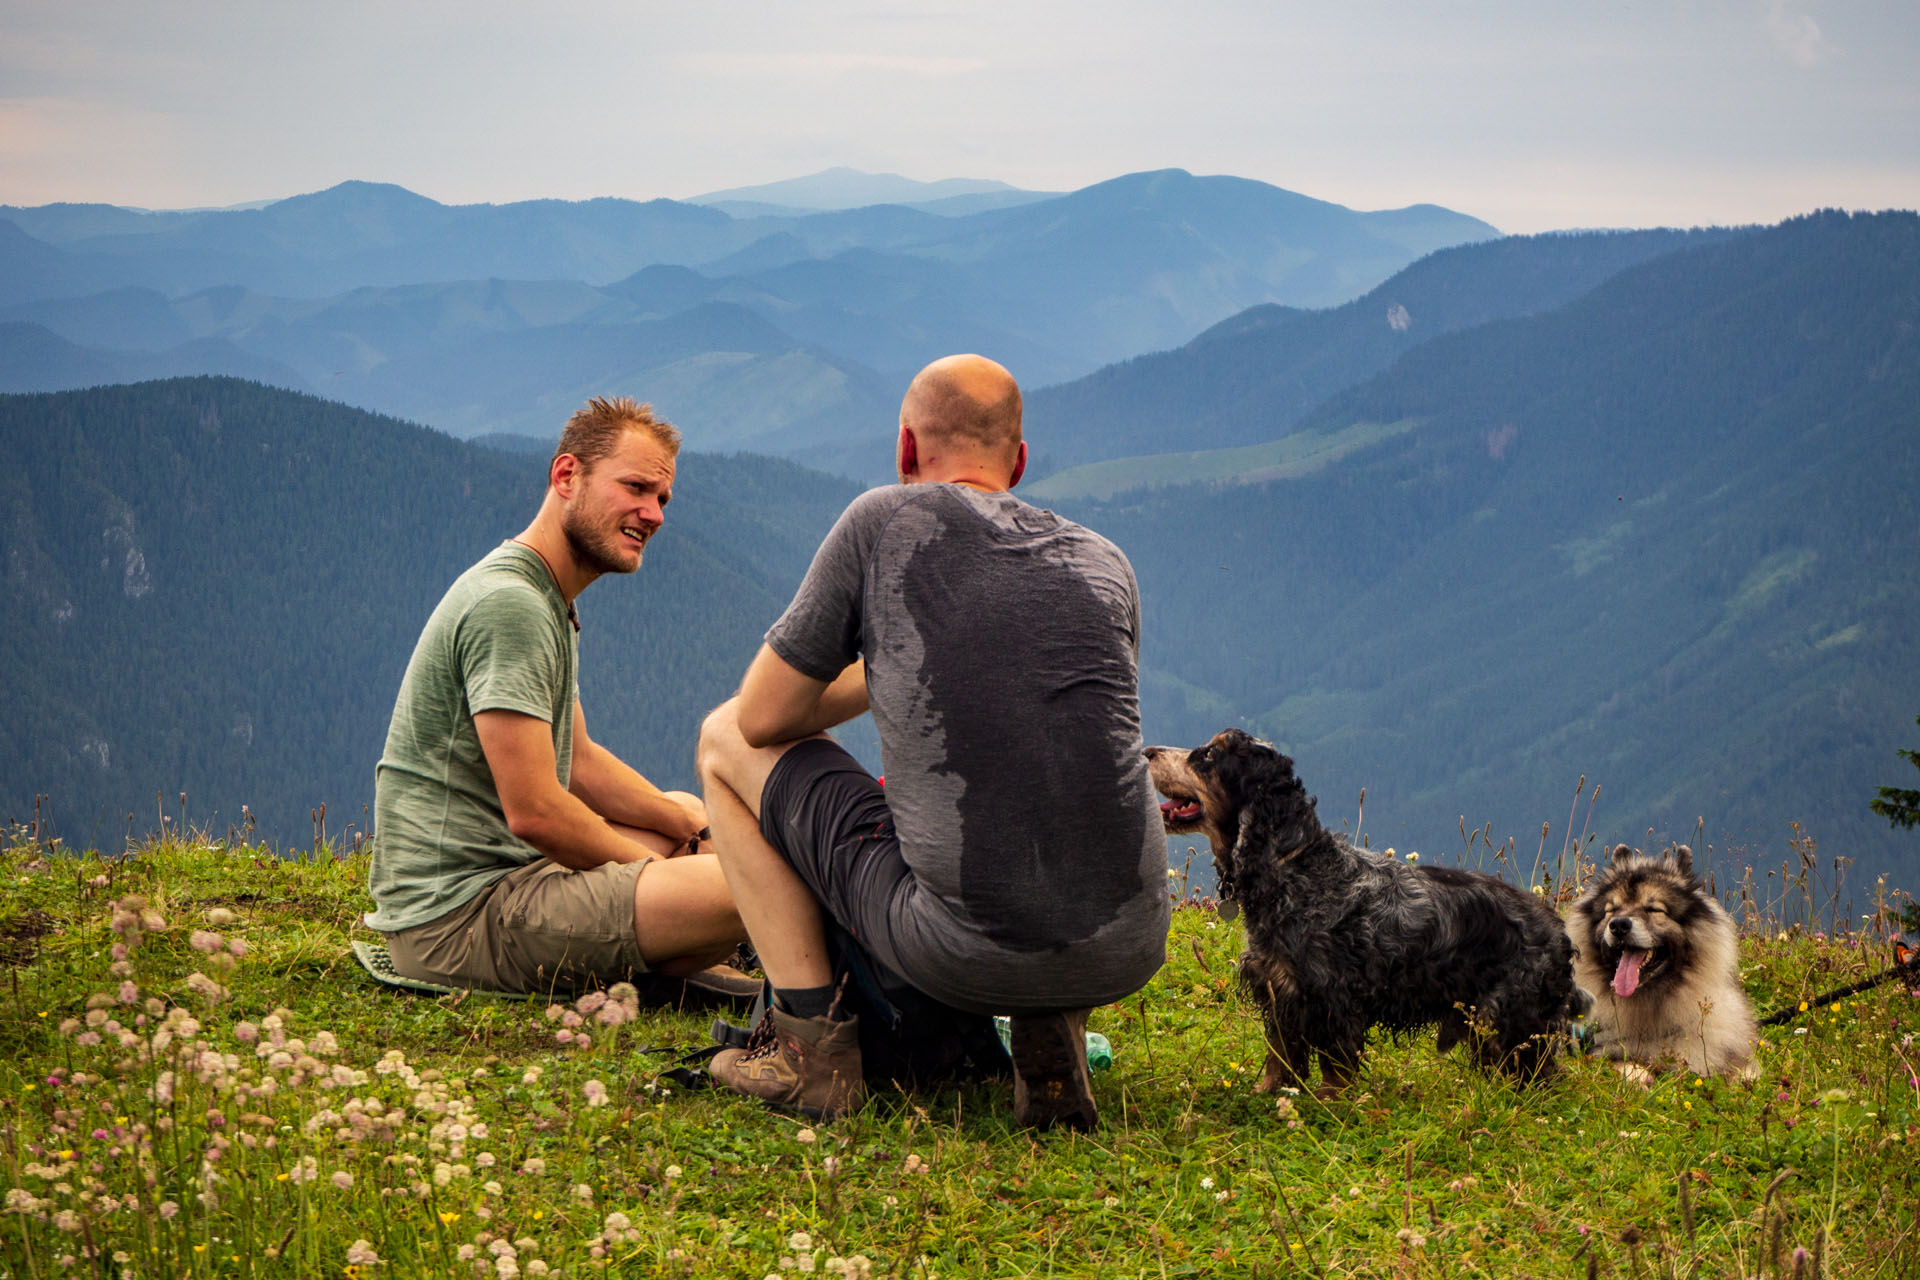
xmin=2 ymin=0 xmax=1916 ymax=234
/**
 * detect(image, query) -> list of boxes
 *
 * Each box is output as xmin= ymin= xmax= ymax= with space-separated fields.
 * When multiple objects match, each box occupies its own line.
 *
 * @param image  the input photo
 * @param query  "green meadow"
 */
xmin=1 ymin=826 xmax=1914 ymax=1278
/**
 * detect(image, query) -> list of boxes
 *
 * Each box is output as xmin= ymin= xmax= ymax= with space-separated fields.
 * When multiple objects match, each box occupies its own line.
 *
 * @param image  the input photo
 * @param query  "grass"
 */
xmin=0 ymin=826 xmax=1916 ymax=1279
xmin=1024 ymin=420 xmax=1421 ymax=504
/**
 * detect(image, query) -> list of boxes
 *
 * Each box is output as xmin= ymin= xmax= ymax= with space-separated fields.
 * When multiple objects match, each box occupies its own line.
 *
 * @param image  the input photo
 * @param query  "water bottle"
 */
xmin=994 ymin=1016 xmax=1114 ymax=1073
xmin=1084 ymin=1032 xmax=1114 ymax=1072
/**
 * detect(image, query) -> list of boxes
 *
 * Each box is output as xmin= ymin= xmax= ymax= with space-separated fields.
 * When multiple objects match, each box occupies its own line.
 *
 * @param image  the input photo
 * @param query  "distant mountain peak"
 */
xmin=272 ymin=181 xmax=446 ymax=211
xmin=686 ymin=168 xmax=1023 ymax=211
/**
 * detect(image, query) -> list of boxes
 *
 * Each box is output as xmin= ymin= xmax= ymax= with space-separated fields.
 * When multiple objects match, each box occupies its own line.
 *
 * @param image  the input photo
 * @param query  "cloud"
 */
xmin=1763 ymin=1 xmax=1829 ymax=68
xmin=679 ymin=51 xmax=987 ymax=80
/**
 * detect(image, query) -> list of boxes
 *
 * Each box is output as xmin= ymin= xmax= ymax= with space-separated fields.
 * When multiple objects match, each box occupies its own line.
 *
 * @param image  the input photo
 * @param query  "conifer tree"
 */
xmin=1872 ymin=715 xmax=1920 ymax=830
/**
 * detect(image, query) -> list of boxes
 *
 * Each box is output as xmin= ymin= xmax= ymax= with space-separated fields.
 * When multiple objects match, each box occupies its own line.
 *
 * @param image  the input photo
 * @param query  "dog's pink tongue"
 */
xmin=1612 ymin=951 xmax=1645 ymax=998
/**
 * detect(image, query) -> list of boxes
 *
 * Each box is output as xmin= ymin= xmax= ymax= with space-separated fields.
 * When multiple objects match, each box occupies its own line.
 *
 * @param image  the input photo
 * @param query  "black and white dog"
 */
xmin=1149 ymin=730 xmax=1573 ymax=1095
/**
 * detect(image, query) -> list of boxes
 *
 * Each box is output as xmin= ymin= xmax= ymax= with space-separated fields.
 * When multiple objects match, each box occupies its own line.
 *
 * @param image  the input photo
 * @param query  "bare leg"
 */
xmin=603 ymin=823 xmax=745 ymax=978
xmin=695 ymin=698 xmax=835 ymax=992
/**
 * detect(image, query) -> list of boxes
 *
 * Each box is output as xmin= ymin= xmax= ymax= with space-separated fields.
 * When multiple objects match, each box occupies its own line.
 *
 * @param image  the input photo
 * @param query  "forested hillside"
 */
xmin=1064 ymin=211 xmax=1920 ymax=888
xmin=1024 ymin=225 xmax=1736 ymax=479
xmin=0 ymin=378 xmax=859 ymax=846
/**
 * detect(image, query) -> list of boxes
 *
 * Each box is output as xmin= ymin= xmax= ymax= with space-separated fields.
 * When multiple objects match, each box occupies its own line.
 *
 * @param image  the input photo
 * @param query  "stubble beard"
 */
xmin=562 ymin=506 xmax=642 ymax=577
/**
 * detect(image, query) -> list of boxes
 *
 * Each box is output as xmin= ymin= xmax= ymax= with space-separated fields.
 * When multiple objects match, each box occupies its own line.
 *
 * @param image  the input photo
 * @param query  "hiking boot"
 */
xmin=710 ymin=1007 xmax=865 ymax=1120
xmin=1010 ymin=1008 xmax=1097 ymax=1132
xmin=649 ymin=963 xmax=762 ymax=1010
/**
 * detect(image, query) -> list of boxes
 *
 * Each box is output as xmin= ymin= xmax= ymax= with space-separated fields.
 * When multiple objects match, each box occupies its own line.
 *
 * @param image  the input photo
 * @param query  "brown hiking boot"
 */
xmin=710 ymin=1007 xmax=865 ymax=1120
xmin=1010 ymin=1008 xmax=1098 ymax=1132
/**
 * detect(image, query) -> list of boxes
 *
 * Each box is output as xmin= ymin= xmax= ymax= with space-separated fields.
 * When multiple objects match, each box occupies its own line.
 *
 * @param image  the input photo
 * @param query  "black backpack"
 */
xmin=708 ymin=926 xmax=1010 ymax=1089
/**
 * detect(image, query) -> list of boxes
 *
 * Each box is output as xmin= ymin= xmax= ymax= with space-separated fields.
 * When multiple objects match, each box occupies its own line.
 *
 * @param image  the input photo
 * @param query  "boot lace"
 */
xmin=737 ymin=1007 xmax=780 ymax=1062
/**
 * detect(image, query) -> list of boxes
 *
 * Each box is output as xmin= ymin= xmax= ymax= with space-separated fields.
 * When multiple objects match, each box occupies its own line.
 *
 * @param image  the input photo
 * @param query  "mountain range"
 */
xmin=0 ymin=170 xmax=1497 ymax=459
xmin=1052 ymin=210 xmax=1920 ymax=891
xmin=1 ymin=192 xmax=1914 ymax=894
xmin=685 ymin=167 xmax=1057 ymax=217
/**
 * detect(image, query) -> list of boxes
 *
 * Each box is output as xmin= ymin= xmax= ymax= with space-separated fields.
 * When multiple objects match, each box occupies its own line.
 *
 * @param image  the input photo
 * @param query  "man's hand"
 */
xmin=567 ymin=704 xmax=708 ymax=843
xmin=736 ymin=648 xmax=870 ymax=747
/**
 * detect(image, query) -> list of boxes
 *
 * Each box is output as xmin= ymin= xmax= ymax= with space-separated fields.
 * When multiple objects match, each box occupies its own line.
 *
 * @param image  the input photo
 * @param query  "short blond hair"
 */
xmin=553 ymin=396 xmax=680 ymax=473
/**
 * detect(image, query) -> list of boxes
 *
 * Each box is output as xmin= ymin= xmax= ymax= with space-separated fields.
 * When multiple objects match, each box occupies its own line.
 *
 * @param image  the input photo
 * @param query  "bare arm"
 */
xmin=567 ymin=703 xmax=706 ymax=844
xmin=474 ymin=709 xmax=663 ymax=870
xmin=735 ymin=647 xmax=870 ymax=748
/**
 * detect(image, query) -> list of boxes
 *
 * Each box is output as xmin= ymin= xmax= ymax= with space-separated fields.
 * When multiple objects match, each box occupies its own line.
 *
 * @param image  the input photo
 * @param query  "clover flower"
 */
xmin=184 ymin=972 xmax=228 ymax=1003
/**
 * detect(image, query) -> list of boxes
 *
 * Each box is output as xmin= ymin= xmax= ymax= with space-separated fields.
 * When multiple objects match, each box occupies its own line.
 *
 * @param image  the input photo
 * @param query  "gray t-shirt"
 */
xmin=365 ymin=542 xmax=578 ymax=932
xmin=766 ymin=483 xmax=1169 ymax=1011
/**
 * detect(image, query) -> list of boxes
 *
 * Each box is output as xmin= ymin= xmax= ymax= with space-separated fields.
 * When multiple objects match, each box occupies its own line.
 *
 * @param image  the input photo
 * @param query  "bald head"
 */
xmin=897 ymin=354 xmax=1025 ymax=488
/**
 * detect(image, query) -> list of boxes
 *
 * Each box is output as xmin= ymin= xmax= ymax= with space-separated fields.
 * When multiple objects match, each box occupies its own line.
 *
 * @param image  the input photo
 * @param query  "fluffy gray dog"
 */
xmin=1566 ymin=844 xmax=1758 ymax=1079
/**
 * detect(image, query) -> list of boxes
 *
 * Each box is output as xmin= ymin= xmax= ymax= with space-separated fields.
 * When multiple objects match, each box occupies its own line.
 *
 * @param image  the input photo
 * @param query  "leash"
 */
xmin=1756 ymin=940 xmax=1919 ymax=1028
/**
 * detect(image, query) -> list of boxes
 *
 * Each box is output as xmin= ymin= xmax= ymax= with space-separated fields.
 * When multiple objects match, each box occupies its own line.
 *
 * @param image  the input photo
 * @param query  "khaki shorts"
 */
xmin=383 ymin=858 xmax=649 ymax=996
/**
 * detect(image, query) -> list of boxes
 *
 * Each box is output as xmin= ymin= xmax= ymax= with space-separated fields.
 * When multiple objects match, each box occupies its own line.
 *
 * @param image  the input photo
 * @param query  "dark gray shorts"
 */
xmin=759 ymin=738 xmax=915 ymax=986
xmin=382 ymin=857 xmax=649 ymax=996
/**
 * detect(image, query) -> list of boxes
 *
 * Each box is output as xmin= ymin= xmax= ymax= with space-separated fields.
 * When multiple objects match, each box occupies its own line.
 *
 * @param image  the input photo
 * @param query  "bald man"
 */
xmin=697 ymin=355 xmax=1170 ymax=1128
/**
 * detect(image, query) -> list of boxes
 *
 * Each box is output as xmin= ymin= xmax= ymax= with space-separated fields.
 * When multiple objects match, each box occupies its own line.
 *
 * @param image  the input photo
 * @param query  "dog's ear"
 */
xmin=1610 ymin=843 xmax=1637 ymax=867
xmin=1667 ymin=844 xmax=1694 ymax=876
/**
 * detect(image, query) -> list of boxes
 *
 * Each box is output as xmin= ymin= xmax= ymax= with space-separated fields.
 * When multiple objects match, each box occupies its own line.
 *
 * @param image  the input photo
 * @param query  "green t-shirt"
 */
xmin=365 ymin=542 xmax=578 ymax=932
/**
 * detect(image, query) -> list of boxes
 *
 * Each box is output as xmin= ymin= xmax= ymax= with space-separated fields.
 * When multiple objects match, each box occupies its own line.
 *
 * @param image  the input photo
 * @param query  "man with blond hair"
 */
xmin=698 ymin=355 xmax=1169 ymax=1128
xmin=368 ymin=396 xmax=747 ymax=997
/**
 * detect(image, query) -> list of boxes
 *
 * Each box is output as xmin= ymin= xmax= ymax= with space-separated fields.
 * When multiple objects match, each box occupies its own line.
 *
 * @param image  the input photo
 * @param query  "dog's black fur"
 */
xmin=1148 ymin=730 xmax=1573 ymax=1093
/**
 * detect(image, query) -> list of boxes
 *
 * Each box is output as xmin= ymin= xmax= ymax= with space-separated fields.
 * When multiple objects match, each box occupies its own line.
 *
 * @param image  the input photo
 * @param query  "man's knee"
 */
xmin=696 ymin=697 xmax=744 ymax=782
xmin=663 ymin=790 xmax=707 ymax=828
